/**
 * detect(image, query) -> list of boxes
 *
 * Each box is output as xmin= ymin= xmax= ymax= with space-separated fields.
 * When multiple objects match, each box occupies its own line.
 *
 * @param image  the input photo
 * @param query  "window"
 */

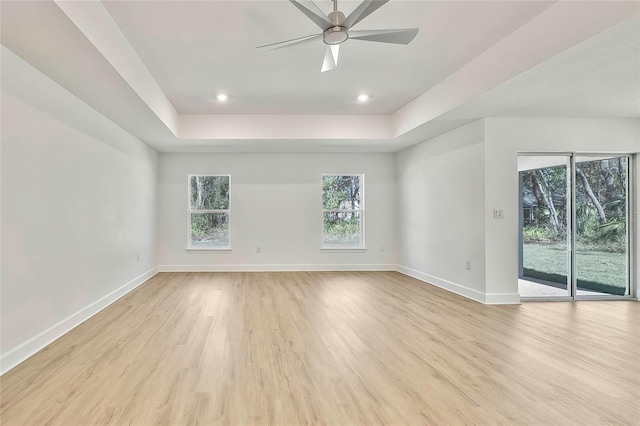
xmin=322 ymin=174 xmax=364 ymax=248
xmin=188 ymin=175 xmax=230 ymax=249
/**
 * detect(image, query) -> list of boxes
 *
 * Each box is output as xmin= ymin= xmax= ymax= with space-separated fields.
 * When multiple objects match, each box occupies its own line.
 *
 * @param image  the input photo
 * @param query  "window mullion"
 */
xmin=190 ymin=209 xmax=229 ymax=214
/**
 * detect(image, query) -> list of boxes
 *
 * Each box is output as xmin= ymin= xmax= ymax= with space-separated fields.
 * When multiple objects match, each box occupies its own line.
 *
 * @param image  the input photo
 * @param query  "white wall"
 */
xmin=0 ymin=46 xmax=158 ymax=372
xmin=396 ymin=120 xmax=487 ymax=302
xmin=396 ymin=117 xmax=638 ymax=304
xmin=157 ymin=153 xmax=396 ymax=270
xmin=484 ymin=117 xmax=640 ymax=299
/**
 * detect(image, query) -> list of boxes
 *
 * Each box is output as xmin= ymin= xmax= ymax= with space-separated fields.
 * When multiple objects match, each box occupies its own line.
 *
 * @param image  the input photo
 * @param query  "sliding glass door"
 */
xmin=575 ymin=156 xmax=630 ymax=297
xmin=518 ymin=154 xmax=632 ymax=299
xmin=519 ymin=155 xmax=572 ymax=298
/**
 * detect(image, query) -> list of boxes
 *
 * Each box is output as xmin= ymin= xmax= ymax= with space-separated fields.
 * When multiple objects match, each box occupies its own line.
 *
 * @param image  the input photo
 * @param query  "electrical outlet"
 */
xmin=465 ymin=261 xmax=471 ymax=270
xmin=493 ymin=209 xmax=504 ymax=219
xmin=256 ymin=247 xmax=261 ymax=253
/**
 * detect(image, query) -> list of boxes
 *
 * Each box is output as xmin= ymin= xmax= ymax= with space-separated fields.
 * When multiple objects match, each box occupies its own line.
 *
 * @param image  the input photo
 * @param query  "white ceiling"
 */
xmin=447 ymin=16 xmax=640 ymax=120
xmin=103 ymin=0 xmax=553 ymax=115
xmin=1 ymin=0 xmax=638 ymax=152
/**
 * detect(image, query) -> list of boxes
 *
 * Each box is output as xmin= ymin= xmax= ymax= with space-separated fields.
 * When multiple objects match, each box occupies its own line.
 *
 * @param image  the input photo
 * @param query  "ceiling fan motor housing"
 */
xmin=328 ymin=10 xmax=345 ymax=26
xmin=323 ymin=10 xmax=348 ymax=45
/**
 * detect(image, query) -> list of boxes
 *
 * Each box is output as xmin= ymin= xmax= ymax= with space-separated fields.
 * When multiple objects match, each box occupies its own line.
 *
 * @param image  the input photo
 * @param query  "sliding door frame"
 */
xmin=519 ymin=153 xmax=573 ymax=301
xmin=570 ymin=154 xmax=578 ymax=300
xmin=572 ymin=153 xmax=634 ymax=301
xmin=519 ymin=152 xmax=636 ymax=301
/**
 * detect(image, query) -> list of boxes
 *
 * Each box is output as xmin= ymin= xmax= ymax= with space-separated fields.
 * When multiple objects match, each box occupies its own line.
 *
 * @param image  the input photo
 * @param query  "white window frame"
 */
xmin=321 ymin=174 xmax=365 ymax=251
xmin=186 ymin=174 xmax=231 ymax=251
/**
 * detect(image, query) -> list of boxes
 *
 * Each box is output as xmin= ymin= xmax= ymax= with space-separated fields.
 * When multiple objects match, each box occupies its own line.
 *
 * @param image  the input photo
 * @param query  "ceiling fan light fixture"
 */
xmin=357 ymin=94 xmax=370 ymax=102
xmin=216 ymin=94 xmax=229 ymax=102
xmin=323 ymin=27 xmax=348 ymax=45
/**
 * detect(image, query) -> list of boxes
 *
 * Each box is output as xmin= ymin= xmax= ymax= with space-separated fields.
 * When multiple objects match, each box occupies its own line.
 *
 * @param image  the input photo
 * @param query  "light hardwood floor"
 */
xmin=1 ymin=272 xmax=638 ymax=425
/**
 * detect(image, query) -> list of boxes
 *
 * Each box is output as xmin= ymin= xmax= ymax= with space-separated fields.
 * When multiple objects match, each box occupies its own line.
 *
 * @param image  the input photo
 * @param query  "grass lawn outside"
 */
xmin=522 ymin=243 xmax=628 ymax=295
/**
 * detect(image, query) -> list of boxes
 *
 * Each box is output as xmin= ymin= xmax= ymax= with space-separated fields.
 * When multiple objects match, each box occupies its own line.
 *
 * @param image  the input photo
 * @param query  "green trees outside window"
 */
xmin=322 ymin=175 xmax=363 ymax=247
xmin=189 ymin=175 xmax=230 ymax=248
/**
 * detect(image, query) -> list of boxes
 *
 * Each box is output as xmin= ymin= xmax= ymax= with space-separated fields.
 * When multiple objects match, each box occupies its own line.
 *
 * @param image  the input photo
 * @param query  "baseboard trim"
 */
xmin=158 ymin=264 xmax=396 ymax=272
xmin=396 ymin=265 xmax=487 ymax=304
xmin=485 ymin=292 xmax=521 ymax=305
xmin=0 ymin=267 xmax=159 ymax=376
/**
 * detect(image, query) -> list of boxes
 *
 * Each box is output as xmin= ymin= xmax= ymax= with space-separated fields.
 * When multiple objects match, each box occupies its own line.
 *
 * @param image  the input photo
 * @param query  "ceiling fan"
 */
xmin=256 ymin=0 xmax=419 ymax=72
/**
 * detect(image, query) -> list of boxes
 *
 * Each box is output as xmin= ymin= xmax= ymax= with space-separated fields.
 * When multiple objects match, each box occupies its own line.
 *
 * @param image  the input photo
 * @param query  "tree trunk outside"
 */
xmin=618 ymin=157 xmax=627 ymax=193
xmin=600 ymin=159 xmax=617 ymax=199
xmin=351 ymin=177 xmax=357 ymax=210
xmin=530 ymin=173 xmax=546 ymax=222
xmin=577 ymin=168 xmax=607 ymax=223
xmin=196 ymin=176 xmax=204 ymax=209
xmin=535 ymin=170 xmax=561 ymax=234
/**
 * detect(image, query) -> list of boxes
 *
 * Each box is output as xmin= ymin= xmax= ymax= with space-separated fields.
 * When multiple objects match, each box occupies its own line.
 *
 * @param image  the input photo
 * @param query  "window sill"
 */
xmin=186 ymin=247 xmax=232 ymax=252
xmin=321 ymin=247 xmax=367 ymax=253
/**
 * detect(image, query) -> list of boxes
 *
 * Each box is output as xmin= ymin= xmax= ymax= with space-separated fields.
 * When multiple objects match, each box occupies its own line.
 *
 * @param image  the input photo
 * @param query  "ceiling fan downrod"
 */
xmin=325 ymin=0 xmax=347 ymax=45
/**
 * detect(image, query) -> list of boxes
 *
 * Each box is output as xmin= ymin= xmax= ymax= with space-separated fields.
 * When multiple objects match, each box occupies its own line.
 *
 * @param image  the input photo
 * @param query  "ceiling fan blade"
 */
xmin=342 ymin=0 xmax=389 ymax=29
xmin=289 ymin=0 xmax=334 ymax=31
xmin=256 ymin=34 xmax=322 ymax=50
xmin=348 ymin=28 xmax=419 ymax=44
xmin=321 ymin=44 xmax=340 ymax=72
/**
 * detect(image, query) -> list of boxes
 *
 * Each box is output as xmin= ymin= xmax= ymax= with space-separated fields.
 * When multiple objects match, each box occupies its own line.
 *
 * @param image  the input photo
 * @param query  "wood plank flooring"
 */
xmin=1 ymin=272 xmax=638 ymax=425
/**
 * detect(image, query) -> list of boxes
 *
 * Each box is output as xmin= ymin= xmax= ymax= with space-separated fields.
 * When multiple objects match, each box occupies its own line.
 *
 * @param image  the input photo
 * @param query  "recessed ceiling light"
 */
xmin=357 ymin=94 xmax=370 ymax=102
xmin=217 ymin=94 xmax=228 ymax=102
